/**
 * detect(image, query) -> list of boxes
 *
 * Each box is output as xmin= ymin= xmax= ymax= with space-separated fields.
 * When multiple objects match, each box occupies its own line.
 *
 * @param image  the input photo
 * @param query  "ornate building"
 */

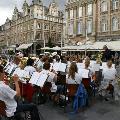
xmin=0 ymin=0 xmax=64 ymax=53
xmin=65 ymin=0 xmax=120 ymax=44
xmin=97 ymin=0 xmax=120 ymax=41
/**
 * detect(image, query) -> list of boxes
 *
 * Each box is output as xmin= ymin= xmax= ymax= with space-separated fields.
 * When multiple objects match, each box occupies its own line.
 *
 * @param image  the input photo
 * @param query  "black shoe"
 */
xmin=105 ymin=98 xmax=109 ymax=101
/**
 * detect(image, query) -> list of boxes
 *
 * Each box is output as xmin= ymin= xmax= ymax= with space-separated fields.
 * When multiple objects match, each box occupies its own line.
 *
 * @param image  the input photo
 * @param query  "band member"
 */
xmin=0 ymin=65 xmax=40 ymax=120
xmin=24 ymin=58 xmax=36 ymax=77
xmin=99 ymin=60 xmax=118 ymax=100
xmin=66 ymin=62 xmax=82 ymax=84
xmin=102 ymin=45 xmax=112 ymax=62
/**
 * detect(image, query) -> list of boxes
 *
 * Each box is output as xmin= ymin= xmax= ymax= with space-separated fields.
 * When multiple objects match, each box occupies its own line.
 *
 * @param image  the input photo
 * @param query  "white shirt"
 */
xmin=102 ymin=67 xmax=117 ymax=80
xmin=0 ymin=81 xmax=17 ymax=117
xmin=13 ymin=68 xmax=30 ymax=83
xmin=66 ymin=73 xmax=82 ymax=84
xmin=24 ymin=66 xmax=36 ymax=77
xmin=40 ymin=69 xmax=55 ymax=82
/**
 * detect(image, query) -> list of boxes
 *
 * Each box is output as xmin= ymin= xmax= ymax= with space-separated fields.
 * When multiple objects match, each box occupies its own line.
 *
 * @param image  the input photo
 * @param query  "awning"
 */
xmin=16 ymin=43 xmax=33 ymax=50
xmin=41 ymin=47 xmax=52 ymax=50
xmin=9 ymin=45 xmax=16 ymax=48
xmin=51 ymin=46 xmax=61 ymax=51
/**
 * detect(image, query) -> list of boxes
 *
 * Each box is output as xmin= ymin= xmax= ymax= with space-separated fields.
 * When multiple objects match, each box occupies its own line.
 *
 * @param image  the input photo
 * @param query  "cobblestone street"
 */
xmin=38 ymin=99 xmax=120 ymax=120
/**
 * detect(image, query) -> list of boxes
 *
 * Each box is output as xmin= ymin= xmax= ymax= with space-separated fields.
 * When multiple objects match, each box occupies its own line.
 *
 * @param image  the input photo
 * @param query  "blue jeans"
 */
xmin=15 ymin=103 xmax=40 ymax=120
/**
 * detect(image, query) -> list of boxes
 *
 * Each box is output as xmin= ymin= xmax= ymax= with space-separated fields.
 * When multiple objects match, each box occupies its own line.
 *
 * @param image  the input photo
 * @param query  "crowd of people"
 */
xmin=0 ymin=46 xmax=120 ymax=119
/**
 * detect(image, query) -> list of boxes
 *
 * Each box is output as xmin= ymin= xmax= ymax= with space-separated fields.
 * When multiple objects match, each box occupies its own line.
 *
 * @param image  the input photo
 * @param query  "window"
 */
xmin=38 ymin=23 xmax=41 ymax=29
xmin=112 ymin=17 xmax=118 ymax=31
xmin=101 ymin=1 xmax=108 ymax=12
xmin=79 ymin=7 xmax=82 ymax=17
xmin=44 ymin=24 xmax=49 ymax=29
xmin=70 ymin=9 xmax=73 ymax=19
xmin=77 ymin=21 xmax=82 ymax=34
xmin=73 ymin=8 xmax=76 ymax=18
xmin=68 ymin=22 xmax=73 ymax=35
xmin=87 ymin=4 xmax=92 ymax=15
xmin=112 ymin=0 xmax=119 ymax=10
xmin=68 ymin=10 xmax=70 ymax=19
xmin=87 ymin=20 xmax=92 ymax=33
xmin=101 ymin=18 xmax=108 ymax=32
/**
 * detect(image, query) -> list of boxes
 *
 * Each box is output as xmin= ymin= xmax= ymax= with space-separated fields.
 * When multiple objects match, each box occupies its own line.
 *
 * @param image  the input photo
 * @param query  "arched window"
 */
xmin=112 ymin=17 xmax=118 ymax=31
xmin=101 ymin=1 xmax=108 ymax=12
xmin=112 ymin=0 xmax=119 ymax=10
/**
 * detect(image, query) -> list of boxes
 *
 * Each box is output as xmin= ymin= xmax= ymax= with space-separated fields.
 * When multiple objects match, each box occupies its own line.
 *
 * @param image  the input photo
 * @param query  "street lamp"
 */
xmin=85 ymin=21 xmax=89 ymax=57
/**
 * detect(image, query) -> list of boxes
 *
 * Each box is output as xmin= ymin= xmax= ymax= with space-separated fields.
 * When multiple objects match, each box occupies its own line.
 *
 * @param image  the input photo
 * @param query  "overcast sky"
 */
xmin=0 ymin=0 xmax=66 ymax=26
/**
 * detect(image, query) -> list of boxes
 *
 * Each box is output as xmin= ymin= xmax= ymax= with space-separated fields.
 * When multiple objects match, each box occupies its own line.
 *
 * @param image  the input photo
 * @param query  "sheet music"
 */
xmin=29 ymin=72 xmax=48 ymax=87
xmin=36 ymin=72 xmax=48 ymax=87
xmin=53 ymin=63 xmax=67 ymax=72
xmin=78 ymin=68 xmax=84 ymax=77
xmin=59 ymin=63 xmax=67 ymax=72
xmin=29 ymin=72 xmax=40 ymax=85
xmin=93 ymin=63 xmax=100 ymax=72
xmin=90 ymin=60 xmax=96 ymax=67
xmin=77 ymin=63 xmax=85 ymax=69
xmin=53 ymin=63 xmax=60 ymax=71
xmin=103 ymin=68 xmax=116 ymax=80
xmin=82 ymin=69 xmax=89 ymax=78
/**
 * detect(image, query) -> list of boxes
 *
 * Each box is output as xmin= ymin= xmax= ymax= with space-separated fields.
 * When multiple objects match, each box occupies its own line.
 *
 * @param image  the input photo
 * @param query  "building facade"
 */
xmin=97 ymin=0 xmax=120 ymax=41
xmin=65 ymin=0 xmax=120 ymax=45
xmin=0 ymin=0 xmax=64 ymax=53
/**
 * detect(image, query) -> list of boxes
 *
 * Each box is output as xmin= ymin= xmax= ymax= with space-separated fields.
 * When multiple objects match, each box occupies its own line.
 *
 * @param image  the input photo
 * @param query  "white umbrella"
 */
xmin=51 ymin=46 xmax=61 ymax=51
xmin=41 ymin=47 xmax=52 ymax=50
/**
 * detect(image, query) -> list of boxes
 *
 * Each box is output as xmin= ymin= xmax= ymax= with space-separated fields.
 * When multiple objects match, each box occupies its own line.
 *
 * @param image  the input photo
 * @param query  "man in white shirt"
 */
xmin=0 ymin=65 xmax=40 ymax=120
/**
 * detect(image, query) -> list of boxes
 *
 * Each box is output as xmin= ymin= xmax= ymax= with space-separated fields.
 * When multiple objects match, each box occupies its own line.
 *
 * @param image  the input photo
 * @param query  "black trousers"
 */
xmin=15 ymin=103 xmax=40 ymax=120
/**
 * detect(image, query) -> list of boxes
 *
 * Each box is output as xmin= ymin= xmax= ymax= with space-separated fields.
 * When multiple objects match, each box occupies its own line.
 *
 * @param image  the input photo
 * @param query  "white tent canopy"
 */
xmin=62 ymin=41 xmax=120 ymax=51
xmin=16 ymin=43 xmax=33 ymax=50
xmin=51 ymin=46 xmax=61 ymax=51
xmin=41 ymin=47 xmax=52 ymax=50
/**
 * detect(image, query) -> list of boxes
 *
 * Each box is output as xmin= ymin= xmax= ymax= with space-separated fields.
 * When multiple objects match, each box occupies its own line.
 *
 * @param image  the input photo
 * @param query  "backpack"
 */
xmin=73 ymin=83 xmax=88 ymax=112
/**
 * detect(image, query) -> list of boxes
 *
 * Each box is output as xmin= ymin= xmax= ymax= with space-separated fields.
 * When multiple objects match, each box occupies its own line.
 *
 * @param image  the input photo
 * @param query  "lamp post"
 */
xmin=85 ymin=28 xmax=87 ymax=57
xmin=61 ymin=31 xmax=63 ymax=56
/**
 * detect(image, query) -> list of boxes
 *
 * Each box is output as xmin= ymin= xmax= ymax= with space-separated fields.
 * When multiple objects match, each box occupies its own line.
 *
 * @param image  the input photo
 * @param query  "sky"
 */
xmin=0 ymin=0 xmax=66 ymax=26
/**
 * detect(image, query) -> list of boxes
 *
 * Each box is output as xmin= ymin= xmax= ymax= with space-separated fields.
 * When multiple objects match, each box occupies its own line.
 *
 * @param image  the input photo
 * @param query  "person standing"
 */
xmin=102 ymin=45 xmax=112 ymax=62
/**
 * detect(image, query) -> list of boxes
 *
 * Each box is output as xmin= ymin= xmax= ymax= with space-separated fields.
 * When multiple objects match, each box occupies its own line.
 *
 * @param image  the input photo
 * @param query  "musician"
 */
xmin=0 ymin=65 xmax=40 ymax=120
xmin=13 ymin=59 xmax=30 ymax=83
xmin=99 ymin=60 xmax=118 ymax=100
xmin=66 ymin=62 xmax=82 ymax=84
xmin=102 ymin=45 xmax=112 ymax=62
xmin=24 ymin=58 xmax=36 ymax=77
xmin=84 ymin=59 xmax=94 ymax=78
xmin=41 ymin=61 xmax=57 ymax=83
xmin=34 ymin=55 xmax=43 ymax=72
